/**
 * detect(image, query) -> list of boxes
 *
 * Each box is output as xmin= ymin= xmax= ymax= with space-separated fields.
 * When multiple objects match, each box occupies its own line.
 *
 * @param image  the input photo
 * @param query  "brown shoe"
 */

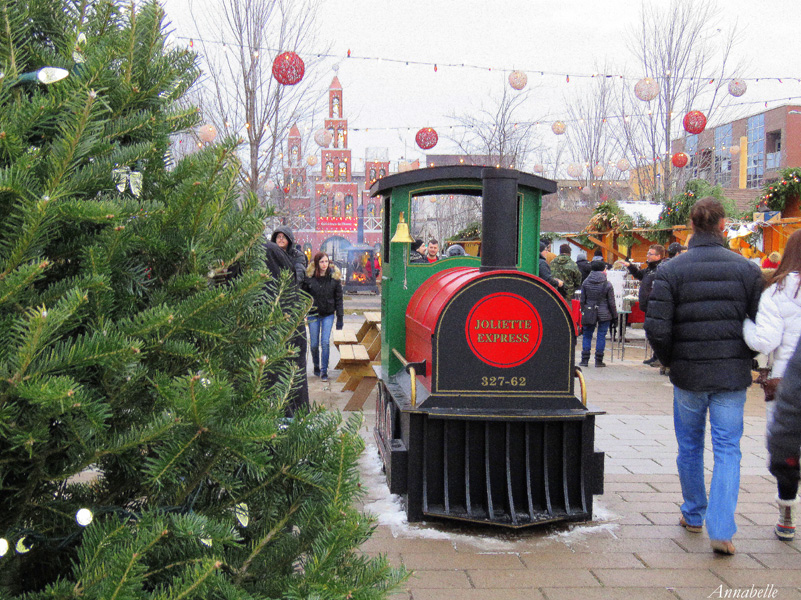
xmin=679 ymin=516 xmax=702 ymax=533
xmin=710 ymin=540 xmax=736 ymax=555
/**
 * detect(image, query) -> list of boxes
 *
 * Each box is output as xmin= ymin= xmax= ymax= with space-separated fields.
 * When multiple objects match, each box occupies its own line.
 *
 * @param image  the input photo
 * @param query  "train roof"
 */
xmin=369 ymin=165 xmax=557 ymax=197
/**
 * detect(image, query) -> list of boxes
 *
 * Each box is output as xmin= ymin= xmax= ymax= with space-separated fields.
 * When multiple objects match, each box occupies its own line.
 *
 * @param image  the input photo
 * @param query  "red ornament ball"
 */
xmin=683 ymin=110 xmax=707 ymax=135
xmin=272 ymin=51 xmax=305 ymax=85
xmin=415 ymin=127 xmax=438 ymax=150
xmin=671 ymin=152 xmax=689 ymax=168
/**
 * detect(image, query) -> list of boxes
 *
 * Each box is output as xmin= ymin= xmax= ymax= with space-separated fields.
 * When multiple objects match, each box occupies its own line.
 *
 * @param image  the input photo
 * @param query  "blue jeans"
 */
xmin=673 ymin=387 xmax=746 ymax=541
xmin=308 ymin=313 xmax=335 ymax=374
xmin=582 ymin=320 xmax=610 ymax=355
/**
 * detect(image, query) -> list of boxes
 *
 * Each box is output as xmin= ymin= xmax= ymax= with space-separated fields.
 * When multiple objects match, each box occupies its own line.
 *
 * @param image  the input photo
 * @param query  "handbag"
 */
xmin=581 ymin=300 xmax=599 ymax=326
xmin=755 ymin=368 xmax=782 ymax=402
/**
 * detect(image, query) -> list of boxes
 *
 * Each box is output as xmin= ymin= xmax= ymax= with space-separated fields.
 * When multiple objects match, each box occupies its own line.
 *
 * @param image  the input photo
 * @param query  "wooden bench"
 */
xmin=332 ymin=329 xmax=358 ymax=348
xmin=334 ymin=343 xmax=378 ymax=411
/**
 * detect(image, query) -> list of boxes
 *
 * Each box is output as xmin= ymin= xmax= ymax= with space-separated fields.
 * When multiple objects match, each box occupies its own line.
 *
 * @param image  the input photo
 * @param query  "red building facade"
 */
xmin=277 ymin=77 xmax=383 ymax=261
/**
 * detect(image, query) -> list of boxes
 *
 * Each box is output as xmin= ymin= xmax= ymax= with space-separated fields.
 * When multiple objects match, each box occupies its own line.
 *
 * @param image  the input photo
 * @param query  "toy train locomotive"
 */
xmin=369 ymin=166 xmax=605 ymax=527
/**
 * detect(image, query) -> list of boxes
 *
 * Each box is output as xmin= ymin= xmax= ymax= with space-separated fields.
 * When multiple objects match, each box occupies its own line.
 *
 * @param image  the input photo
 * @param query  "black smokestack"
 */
xmin=480 ymin=168 xmax=519 ymax=272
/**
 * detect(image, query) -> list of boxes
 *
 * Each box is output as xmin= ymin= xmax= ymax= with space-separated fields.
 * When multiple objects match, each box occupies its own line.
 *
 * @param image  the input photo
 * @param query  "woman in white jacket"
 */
xmin=743 ymin=228 xmax=801 ymax=540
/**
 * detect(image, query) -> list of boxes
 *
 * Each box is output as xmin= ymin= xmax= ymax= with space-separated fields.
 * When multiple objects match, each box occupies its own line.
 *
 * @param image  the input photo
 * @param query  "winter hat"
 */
xmin=447 ymin=244 xmax=466 ymax=257
xmin=411 ymin=239 xmax=424 ymax=253
xmin=591 ymin=260 xmax=606 ymax=271
xmin=576 ymin=252 xmax=587 ymax=261
xmin=668 ymin=242 xmax=686 ymax=257
xmin=540 ymin=240 xmax=548 ymax=252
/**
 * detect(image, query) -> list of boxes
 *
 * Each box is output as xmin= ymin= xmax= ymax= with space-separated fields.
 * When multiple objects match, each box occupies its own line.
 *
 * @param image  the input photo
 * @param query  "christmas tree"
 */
xmin=0 ymin=0 xmax=404 ymax=597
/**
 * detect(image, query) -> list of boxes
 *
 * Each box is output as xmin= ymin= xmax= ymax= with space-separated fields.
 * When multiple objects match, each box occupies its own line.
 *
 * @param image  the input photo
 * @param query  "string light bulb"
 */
xmin=76 ymin=508 xmax=93 ymax=526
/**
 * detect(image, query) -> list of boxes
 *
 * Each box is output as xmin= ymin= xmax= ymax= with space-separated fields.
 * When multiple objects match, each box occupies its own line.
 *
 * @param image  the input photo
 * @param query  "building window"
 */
xmin=369 ymin=168 xmax=376 ymax=181
xmin=338 ymin=161 xmax=347 ymax=180
xmin=333 ymin=199 xmax=341 ymax=216
xmin=345 ymin=194 xmax=353 ymax=216
xmin=766 ymin=130 xmax=782 ymax=170
xmin=714 ymin=124 xmax=732 ymax=187
xmin=291 ymin=145 xmax=299 ymax=164
xmin=327 ymin=127 xmax=335 ymax=147
xmin=338 ymin=129 xmax=346 ymax=148
xmin=367 ymin=203 xmax=375 ymax=216
xmin=379 ymin=168 xmax=386 ymax=178
xmin=747 ymin=114 xmax=765 ymax=188
xmin=332 ymin=96 xmax=340 ymax=118
xmin=320 ymin=194 xmax=328 ymax=217
xmin=685 ymin=134 xmax=698 ymax=179
xmin=325 ymin=161 xmax=334 ymax=179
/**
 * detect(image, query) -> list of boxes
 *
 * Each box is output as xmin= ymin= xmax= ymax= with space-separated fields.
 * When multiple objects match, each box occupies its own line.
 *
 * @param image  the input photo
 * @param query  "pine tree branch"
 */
xmin=234 ymin=498 xmax=301 ymax=586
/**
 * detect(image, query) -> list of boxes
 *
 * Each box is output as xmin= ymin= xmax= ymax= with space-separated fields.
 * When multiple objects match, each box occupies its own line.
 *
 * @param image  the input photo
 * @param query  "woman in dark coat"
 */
xmin=302 ymin=252 xmax=344 ymax=382
xmin=579 ymin=258 xmax=617 ymax=368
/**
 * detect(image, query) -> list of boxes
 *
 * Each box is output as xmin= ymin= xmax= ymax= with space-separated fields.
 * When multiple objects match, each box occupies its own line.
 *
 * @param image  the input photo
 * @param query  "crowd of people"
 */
xmin=268 ymin=209 xmax=800 ymax=554
xmin=540 ymin=198 xmax=800 ymax=554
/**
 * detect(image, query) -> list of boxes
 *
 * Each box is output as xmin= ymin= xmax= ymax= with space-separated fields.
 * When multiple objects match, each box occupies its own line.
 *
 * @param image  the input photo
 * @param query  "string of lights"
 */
xmin=173 ymin=35 xmax=801 ymax=85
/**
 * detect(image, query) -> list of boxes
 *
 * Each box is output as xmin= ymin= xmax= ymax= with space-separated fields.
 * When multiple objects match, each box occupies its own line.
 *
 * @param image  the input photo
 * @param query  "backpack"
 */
xmin=581 ymin=300 xmax=599 ymax=326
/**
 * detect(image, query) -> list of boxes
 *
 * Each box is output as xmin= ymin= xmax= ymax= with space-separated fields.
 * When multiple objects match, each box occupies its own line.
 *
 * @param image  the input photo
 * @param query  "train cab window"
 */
xmin=409 ymin=192 xmax=482 ymax=262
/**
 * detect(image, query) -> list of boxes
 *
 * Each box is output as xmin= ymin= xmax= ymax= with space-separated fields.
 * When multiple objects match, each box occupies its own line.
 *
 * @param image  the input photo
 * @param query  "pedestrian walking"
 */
xmin=579 ymin=258 xmax=617 ymax=368
xmin=766 ymin=337 xmax=801 ymax=542
xmin=645 ymin=197 xmax=763 ymax=555
xmin=303 ymin=252 xmax=344 ymax=383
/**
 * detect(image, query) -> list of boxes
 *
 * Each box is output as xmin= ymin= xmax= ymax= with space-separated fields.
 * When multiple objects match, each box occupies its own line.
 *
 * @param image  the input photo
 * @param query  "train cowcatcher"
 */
xmin=370 ymin=165 xmax=605 ymax=527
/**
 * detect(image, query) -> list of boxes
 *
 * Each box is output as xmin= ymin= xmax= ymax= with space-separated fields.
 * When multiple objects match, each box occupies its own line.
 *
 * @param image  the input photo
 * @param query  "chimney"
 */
xmin=480 ymin=168 xmax=519 ymax=272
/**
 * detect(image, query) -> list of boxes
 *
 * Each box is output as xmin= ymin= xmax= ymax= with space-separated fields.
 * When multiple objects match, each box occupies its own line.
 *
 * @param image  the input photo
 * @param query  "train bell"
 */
xmin=390 ymin=211 xmax=415 ymax=244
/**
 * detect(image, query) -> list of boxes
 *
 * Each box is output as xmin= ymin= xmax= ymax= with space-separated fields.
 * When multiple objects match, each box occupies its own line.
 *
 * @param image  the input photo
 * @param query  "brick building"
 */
xmin=671 ymin=104 xmax=801 ymax=211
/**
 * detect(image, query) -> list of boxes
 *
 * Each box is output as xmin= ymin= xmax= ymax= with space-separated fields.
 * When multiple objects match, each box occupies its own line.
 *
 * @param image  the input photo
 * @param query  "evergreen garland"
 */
xmin=0 ymin=0 xmax=405 ymax=597
xmin=757 ymin=166 xmax=801 ymax=212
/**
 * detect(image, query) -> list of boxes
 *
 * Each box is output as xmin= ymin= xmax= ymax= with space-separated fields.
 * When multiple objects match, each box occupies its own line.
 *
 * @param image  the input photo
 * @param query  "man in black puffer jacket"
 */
xmin=645 ymin=197 xmax=762 ymax=555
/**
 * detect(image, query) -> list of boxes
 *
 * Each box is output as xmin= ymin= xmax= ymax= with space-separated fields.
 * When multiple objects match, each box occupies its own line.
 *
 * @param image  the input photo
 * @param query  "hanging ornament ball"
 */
xmin=581 ymin=186 xmax=591 ymax=196
xmin=616 ymin=158 xmax=630 ymax=172
xmin=198 ymin=123 xmax=217 ymax=143
xmin=634 ymin=77 xmax=660 ymax=102
xmin=728 ymin=79 xmax=747 ymax=97
xmin=314 ymin=128 xmax=333 ymax=148
xmin=335 ymin=191 xmax=344 ymax=202
xmin=75 ymin=508 xmax=93 ymax=527
xmin=415 ymin=127 xmax=438 ymax=150
xmin=323 ymin=181 xmax=333 ymax=191
xmin=306 ymin=155 xmax=318 ymax=166
xmin=551 ymin=121 xmax=566 ymax=135
xmin=532 ymin=164 xmax=544 ymax=174
xmin=567 ymin=163 xmax=583 ymax=178
xmin=508 ymin=70 xmax=528 ymax=91
xmin=671 ymin=152 xmax=689 ymax=168
xmin=15 ymin=537 xmax=31 ymax=554
xmin=271 ymin=51 xmax=305 ymax=85
xmin=729 ymin=145 xmax=740 ymax=156
xmin=592 ymin=165 xmax=606 ymax=178
xmin=683 ymin=110 xmax=707 ymax=134
xmin=0 ymin=538 xmax=7 ymax=557
xmin=265 ymin=180 xmax=275 ymax=191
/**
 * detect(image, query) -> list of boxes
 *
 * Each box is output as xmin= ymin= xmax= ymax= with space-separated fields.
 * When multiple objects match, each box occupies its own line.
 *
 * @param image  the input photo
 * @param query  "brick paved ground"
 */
xmin=312 ymin=307 xmax=801 ymax=600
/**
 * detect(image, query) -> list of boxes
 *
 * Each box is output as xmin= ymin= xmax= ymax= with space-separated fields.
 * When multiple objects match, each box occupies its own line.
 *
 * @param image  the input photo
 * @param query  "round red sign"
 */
xmin=465 ymin=293 xmax=543 ymax=368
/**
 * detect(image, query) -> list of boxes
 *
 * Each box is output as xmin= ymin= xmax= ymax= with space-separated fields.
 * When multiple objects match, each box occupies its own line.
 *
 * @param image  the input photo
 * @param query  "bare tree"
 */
xmin=190 ymin=0 xmax=329 ymax=208
xmin=450 ymin=86 xmax=546 ymax=172
xmin=565 ymin=69 xmax=627 ymax=205
xmin=621 ymin=0 xmax=743 ymax=201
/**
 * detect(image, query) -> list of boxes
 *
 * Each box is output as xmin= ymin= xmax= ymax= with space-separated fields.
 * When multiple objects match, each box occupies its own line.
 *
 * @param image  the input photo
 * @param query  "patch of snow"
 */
xmin=546 ymin=522 xmax=619 ymax=543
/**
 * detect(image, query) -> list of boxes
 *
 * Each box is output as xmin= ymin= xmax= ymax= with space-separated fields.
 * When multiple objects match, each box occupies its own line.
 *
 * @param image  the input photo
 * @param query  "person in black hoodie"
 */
xmin=645 ymin=197 xmax=762 ymax=555
xmin=622 ymin=244 xmax=665 ymax=365
xmin=302 ymin=252 xmax=344 ymax=382
xmin=579 ymin=258 xmax=617 ymax=367
xmin=271 ymin=225 xmax=308 ymax=283
xmin=576 ymin=252 xmax=591 ymax=282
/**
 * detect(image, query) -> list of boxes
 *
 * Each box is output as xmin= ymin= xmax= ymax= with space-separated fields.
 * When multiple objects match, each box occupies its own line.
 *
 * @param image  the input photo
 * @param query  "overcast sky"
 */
xmin=162 ymin=0 xmax=800 ymax=172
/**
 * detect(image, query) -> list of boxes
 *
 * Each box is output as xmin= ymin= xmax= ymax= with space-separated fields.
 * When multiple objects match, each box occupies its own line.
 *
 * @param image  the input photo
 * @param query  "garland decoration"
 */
xmin=758 ymin=167 xmax=801 ymax=212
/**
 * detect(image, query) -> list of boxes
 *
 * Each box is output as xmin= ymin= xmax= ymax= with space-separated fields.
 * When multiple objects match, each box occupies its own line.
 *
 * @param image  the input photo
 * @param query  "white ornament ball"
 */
xmin=532 ymin=164 xmax=544 ymax=174
xmin=198 ymin=123 xmax=217 ymax=143
xmin=581 ymin=186 xmax=591 ymax=195
xmin=592 ymin=165 xmax=606 ymax=178
xmin=567 ymin=163 xmax=583 ymax=178
xmin=728 ymin=79 xmax=747 ymax=97
xmin=265 ymin=180 xmax=275 ymax=191
xmin=616 ymin=158 xmax=630 ymax=172
xmin=508 ymin=70 xmax=528 ymax=91
xmin=314 ymin=129 xmax=333 ymax=147
xmin=335 ymin=191 xmax=344 ymax=202
xmin=634 ymin=77 xmax=660 ymax=101
xmin=551 ymin=121 xmax=566 ymax=135
xmin=729 ymin=145 xmax=740 ymax=156
xmin=76 ymin=508 xmax=93 ymax=527
xmin=306 ymin=155 xmax=318 ymax=166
